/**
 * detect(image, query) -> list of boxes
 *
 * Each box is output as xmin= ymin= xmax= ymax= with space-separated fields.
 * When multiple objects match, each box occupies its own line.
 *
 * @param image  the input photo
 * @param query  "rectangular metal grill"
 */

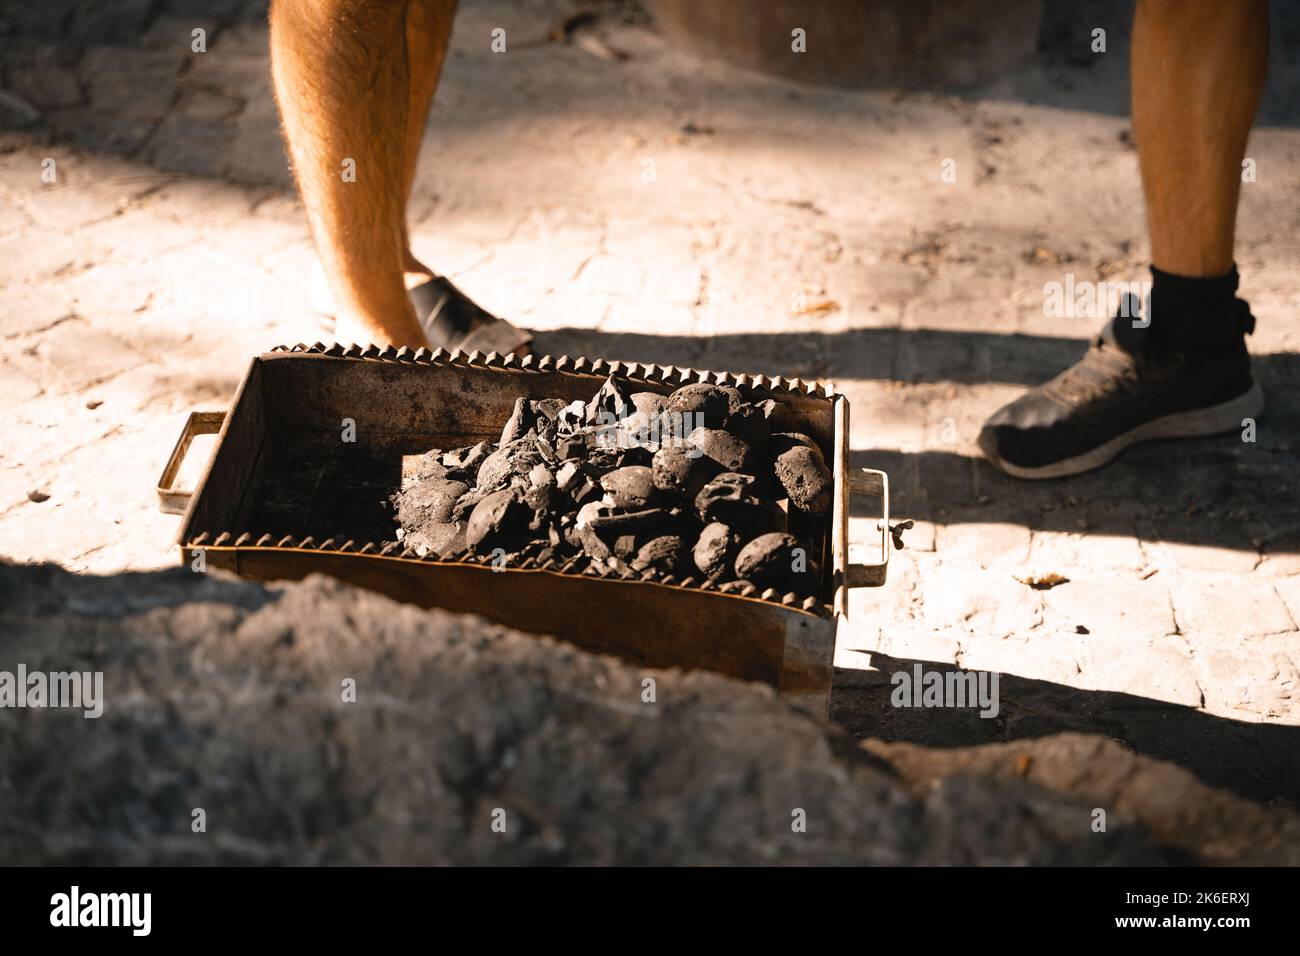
xmin=159 ymin=343 xmax=890 ymax=719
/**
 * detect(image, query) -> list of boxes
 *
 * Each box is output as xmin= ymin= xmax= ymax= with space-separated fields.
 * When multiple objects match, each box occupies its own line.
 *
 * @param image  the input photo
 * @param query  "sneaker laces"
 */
xmin=1043 ymin=293 xmax=1145 ymax=408
xmin=1043 ymin=336 xmax=1136 ymax=408
xmin=1042 ymin=290 xmax=1255 ymax=410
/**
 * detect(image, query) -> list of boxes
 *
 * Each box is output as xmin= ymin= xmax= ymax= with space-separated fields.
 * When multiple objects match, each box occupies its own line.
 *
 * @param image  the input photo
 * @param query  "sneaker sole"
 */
xmin=981 ymin=381 xmax=1265 ymax=480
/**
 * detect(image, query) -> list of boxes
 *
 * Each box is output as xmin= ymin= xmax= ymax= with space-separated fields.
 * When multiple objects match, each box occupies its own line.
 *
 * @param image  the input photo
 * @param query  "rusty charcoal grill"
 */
xmin=158 ymin=343 xmax=890 ymax=718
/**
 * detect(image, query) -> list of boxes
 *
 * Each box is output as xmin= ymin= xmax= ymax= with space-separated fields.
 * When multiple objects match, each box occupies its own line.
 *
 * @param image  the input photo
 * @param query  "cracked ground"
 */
xmin=1 ymin=0 xmax=1297 ymax=799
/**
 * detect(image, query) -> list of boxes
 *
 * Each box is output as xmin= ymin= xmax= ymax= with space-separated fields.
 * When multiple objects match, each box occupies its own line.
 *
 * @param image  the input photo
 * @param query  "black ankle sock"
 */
xmin=1147 ymin=265 xmax=1253 ymax=353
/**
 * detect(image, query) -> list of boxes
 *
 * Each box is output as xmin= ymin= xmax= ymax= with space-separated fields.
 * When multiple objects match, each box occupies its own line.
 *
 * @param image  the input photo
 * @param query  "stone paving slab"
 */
xmin=1 ymin=0 xmax=1297 ymax=792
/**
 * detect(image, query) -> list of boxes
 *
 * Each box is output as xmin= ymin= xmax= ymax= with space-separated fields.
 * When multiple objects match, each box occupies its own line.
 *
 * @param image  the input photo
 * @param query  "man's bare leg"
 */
xmin=270 ymin=0 xmax=456 ymax=347
xmin=979 ymin=1 xmax=1268 ymax=478
xmin=398 ymin=0 xmax=455 ymax=285
xmin=1132 ymin=0 xmax=1268 ymax=276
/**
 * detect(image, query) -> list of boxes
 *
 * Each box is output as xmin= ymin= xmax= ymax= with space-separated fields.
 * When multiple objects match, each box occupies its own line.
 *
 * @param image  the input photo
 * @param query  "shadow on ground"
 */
xmin=532 ymin=325 xmax=1300 ymax=553
xmin=7 ymin=0 xmax=1300 ymax=193
xmin=4 ymin=561 xmax=1298 ymax=864
xmin=832 ymin=654 xmax=1300 ymax=806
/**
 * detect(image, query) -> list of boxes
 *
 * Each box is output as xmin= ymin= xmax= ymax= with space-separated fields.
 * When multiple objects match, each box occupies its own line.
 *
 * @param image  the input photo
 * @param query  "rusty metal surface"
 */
xmin=168 ymin=344 xmax=840 ymax=618
xmin=268 ymin=342 xmax=835 ymax=398
xmin=168 ymin=345 xmax=865 ymax=718
xmin=187 ymin=517 xmax=829 ymax=619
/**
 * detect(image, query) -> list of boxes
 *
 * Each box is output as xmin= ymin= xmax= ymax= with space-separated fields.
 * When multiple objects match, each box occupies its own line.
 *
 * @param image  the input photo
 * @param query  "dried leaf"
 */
xmin=1013 ymin=571 xmax=1068 ymax=590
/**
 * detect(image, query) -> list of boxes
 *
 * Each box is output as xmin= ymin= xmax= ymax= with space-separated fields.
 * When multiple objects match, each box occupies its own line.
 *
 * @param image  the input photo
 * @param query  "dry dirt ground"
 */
xmin=1 ymin=0 xmax=1298 ymax=811
xmin=4 ymin=561 xmax=1298 ymax=865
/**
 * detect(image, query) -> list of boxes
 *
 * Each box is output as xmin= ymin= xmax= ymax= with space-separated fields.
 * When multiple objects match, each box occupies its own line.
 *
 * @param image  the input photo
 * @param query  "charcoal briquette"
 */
xmin=499 ymin=396 xmax=536 ymax=446
xmin=476 ymin=436 xmax=545 ymax=491
xmin=440 ymin=441 xmax=493 ymax=482
xmin=772 ymin=443 xmax=832 ymax=515
xmin=393 ymin=373 xmax=827 ymax=600
xmin=734 ymin=532 xmax=804 ymax=589
xmin=688 ymin=426 xmax=756 ymax=474
xmin=632 ymin=535 xmax=689 ymax=575
xmin=600 ymin=465 xmax=658 ymax=509
xmin=693 ymin=522 xmax=739 ymax=579
xmin=467 ymin=488 xmax=533 ymax=553
xmin=651 ymin=444 xmax=719 ymax=500
xmin=665 ymin=383 xmax=730 ymax=430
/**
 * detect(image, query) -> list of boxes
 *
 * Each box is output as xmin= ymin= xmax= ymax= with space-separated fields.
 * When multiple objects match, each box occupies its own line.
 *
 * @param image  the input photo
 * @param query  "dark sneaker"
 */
xmin=979 ymin=307 xmax=1264 ymax=479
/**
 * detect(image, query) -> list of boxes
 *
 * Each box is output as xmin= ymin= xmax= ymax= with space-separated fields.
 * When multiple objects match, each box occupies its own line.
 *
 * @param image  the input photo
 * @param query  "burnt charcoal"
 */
xmin=556 ymin=399 xmax=587 ymax=435
xmin=665 ymin=383 xmax=730 ymax=430
xmin=603 ymin=421 xmax=657 ymax=460
xmin=752 ymin=498 xmax=787 ymax=536
xmin=574 ymin=501 xmax=613 ymax=559
xmin=570 ymin=474 xmax=603 ymax=507
xmin=632 ymin=535 xmax=689 ymax=575
xmin=394 ymin=476 xmax=469 ymax=528
xmin=411 ymin=450 xmax=449 ymax=481
xmin=437 ymin=521 xmax=469 ymax=556
xmin=399 ymin=519 xmax=467 ymax=558
xmin=600 ymin=466 xmax=658 ymax=510
xmin=724 ymin=403 xmax=770 ymax=453
xmin=618 ymin=392 xmax=670 ymax=452
xmin=759 ymin=399 xmax=798 ymax=434
xmin=574 ymin=501 xmax=608 ymax=526
xmin=717 ymin=384 xmax=744 ymax=416
xmin=528 ymin=463 xmax=556 ymax=488
xmin=613 ymin=534 xmax=639 ymax=561
xmin=555 ymin=460 xmax=582 ymax=492
xmin=695 ymin=473 xmax=781 ymax=535
xmin=394 ymin=471 xmax=470 ymax=557
xmin=617 ymin=421 xmax=659 ymax=456
xmin=499 ymin=397 xmax=536 ymax=446
xmin=768 ymin=499 xmax=791 ymax=534
xmin=586 ymin=419 xmax=624 ymax=457
xmin=591 ymin=506 xmax=685 ymax=537
xmin=555 ymin=435 xmax=587 ymax=461
xmin=600 ymin=555 xmax=636 ymax=576
xmin=653 ymin=409 xmax=695 ymax=454
xmin=695 ymin=472 xmax=758 ymax=521
xmin=451 ymin=486 xmax=491 ymax=522
xmin=532 ymin=413 xmax=562 ymax=445
xmin=575 ymin=503 xmax=688 ymax=561
xmin=392 ymin=375 xmax=826 ymax=602
xmin=476 ymin=437 xmax=545 ymax=491
xmin=630 ymin=391 xmax=668 ymax=418
xmin=556 ymin=461 xmax=603 ymax=508
xmin=585 ymin=375 xmax=634 ymax=426
xmin=523 ymin=464 xmax=557 ymax=514
xmin=769 ymin=432 xmax=822 ymax=455
xmin=734 ymin=532 xmax=809 ymax=589
xmin=556 ymin=423 xmax=620 ymax=461
xmin=467 ymin=488 xmax=532 ymax=554
xmin=773 ymin=443 xmax=832 ymax=515
xmin=693 ymin=522 xmax=740 ymax=579
xmin=440 ymin=441 xmax=493 ymax=482
xmin=616 ymin=444 xmax=654 ymax=468
xmin=689 ymin=426 xmax=756 ymax=474
xmin=651 ymin=444 xmax=719 ymax=501
xmin=531 ymin=398 xmax=569 ymax=422
xmin=584 ymin=445 xmax=622 ymax=474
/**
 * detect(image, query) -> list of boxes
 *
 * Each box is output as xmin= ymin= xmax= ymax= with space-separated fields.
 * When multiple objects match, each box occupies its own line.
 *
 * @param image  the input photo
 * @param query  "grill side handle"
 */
xmin=845 ymin=468 xmax=889 ymax=588
xmin=157 ymin=411 xmax=227 ymax=515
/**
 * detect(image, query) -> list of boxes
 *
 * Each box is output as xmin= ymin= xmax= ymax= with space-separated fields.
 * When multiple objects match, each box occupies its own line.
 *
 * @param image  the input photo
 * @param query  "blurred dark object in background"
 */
xmin=647 ymin=0 xmax=1042 ymax=89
